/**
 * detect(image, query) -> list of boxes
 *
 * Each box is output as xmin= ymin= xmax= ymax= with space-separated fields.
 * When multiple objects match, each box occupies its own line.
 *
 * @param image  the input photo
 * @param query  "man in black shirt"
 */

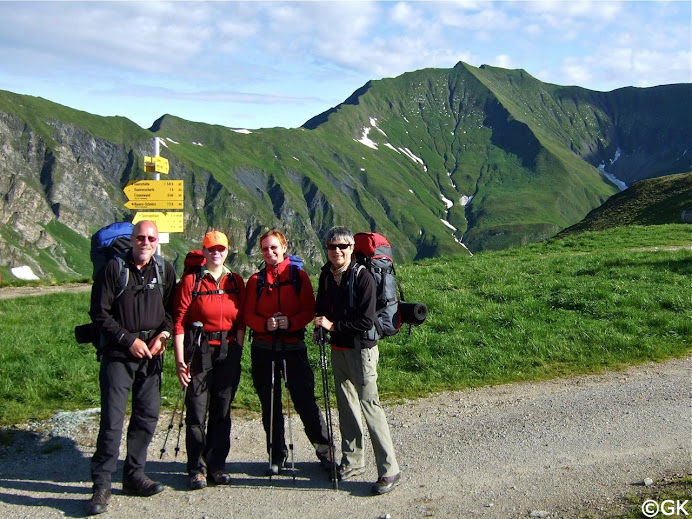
xmin=87 ymin=220 xmax=176 ymax=515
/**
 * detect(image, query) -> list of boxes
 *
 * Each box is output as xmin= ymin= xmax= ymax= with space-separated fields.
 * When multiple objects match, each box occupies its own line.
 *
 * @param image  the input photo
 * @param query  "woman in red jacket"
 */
xmin=173 ymin=231 xmax=245 ymax=490
xmin=244 ymin=228 xmax=334 ymax=476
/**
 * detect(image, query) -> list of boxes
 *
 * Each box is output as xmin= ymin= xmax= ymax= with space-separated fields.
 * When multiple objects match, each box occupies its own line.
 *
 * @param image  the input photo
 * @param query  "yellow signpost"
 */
xmin=132 ymin=211 xmax=184 ymax=233
xmin=124 ymin=200 xmax=183 ymax=210
xmin=124 ymin=180 xmax=183 ymax=201
xmin=144 ymin=155 xmax=170 ymax=174
xmin=124 ymin=141 xmax=184 ymax=239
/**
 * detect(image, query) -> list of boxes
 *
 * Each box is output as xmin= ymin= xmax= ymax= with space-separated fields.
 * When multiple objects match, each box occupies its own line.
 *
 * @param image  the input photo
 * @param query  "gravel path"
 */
xmin=0 ymin=283 xmax=91 ymax=300
xmin=0 ymin=357 xmax=689 ymax=519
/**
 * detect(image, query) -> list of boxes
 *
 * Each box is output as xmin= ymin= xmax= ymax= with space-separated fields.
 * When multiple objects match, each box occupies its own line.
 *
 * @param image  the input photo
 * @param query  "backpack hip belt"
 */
xmin=202 ymin=329 xmax=235 ymax=343
xmin=137 ymin=329 xmax=158 ymax=342
xmin=187 ymin=328 xmax=232 ymax=371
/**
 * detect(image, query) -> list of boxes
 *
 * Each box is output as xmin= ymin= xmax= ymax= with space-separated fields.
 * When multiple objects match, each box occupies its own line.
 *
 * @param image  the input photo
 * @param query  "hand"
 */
xmin=148 ymin=333 xmax=168 ymax=356
xmin=314 ymin=316 xmax=333 ymax=332
xmin=268 ymin=313 xmax=289 ymax=331
xmin=129 ymin=338 xmax=152 ymax=359
xmin=176 ymin=361 xmax=190 ymax=387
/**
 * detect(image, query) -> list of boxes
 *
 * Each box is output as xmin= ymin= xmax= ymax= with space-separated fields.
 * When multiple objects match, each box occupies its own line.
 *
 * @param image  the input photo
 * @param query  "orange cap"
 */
xmin=202 ymin=231 xmax=229 ymax=249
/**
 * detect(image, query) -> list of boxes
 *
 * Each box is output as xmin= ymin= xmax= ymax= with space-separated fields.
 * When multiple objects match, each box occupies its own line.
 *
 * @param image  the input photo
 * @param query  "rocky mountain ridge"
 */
xmin=0 ymin=61 xmax=690 ymax=281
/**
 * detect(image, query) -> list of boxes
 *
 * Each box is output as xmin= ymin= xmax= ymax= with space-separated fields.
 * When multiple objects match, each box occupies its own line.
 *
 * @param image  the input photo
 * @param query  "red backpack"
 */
xmin=181 ymin=250 xmax=238 ymax=298
xmin=352 ymin=232 xmax=403 ymax=339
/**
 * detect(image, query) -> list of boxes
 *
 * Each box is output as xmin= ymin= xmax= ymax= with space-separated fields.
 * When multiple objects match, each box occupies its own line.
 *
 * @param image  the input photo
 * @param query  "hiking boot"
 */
xmin=315 ymin=444 xmax=338 ymax=472
xmin=333 ymin=464 xmax=364 ymax=481
xmin=122 ymin=475 xmax=165 ymax=497
xmin=87 ymin=488 xmax=111 ymax=515
xmin=267 ymin=456 xmax=286 ymax=476
xmin=371 ymin=472 xmax=402 ymax=495
xmin=209 ymin=471 xmax=232 ymax=485
xmin=189 ymin=473 xmax=207 ymax=490
xmin=267 ymin=462 xmax=282 ymax=476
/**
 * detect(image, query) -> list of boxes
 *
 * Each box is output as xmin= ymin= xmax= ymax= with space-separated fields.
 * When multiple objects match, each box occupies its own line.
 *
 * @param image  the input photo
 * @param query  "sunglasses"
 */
xmin=135 ymin=235 xmax=158 ymax=243
xmin=326 ymin=243 xmax=351 ymax=251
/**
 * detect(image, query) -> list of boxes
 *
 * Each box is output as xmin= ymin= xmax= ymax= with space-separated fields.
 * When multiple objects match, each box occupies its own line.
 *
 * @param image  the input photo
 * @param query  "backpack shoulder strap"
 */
xmin=348 ymin=264 xmax=365 ymax=310
xmin=256 ymin=266 xmax=268 ymax=300
xmin=193 ymin=269 xmax=240 ymax=298
xmin=289 ymin=264 xmax=302 ymax=295
xmin=114 ymin=254 xmax=129 ymax=300
xmin=147 ymin=254 xmax=166 ymax=299
xmin=115 ymin=254 xmax=166 ymax=300
xmin=190 ymin=268 xmax=204 ymax=298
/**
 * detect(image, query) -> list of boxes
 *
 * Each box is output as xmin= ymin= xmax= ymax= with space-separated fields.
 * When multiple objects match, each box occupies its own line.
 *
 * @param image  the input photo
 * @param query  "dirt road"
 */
xmin=0 ymin=357 xmax=689 ymax=518
xmin=0 ymin=283 xmax=91 ymax=300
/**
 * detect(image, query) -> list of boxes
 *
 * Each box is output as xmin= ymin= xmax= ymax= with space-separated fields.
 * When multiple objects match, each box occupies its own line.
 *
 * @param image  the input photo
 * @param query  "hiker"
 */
xmin=172 ymin=230 xmax=246 ymax=489
xmin=313 ymin=226 xmax=402 ymax=495
xmin=244 ymin=228 xmax=335 ymax=476
xmin=87 ymin=220 xmax=177 ymax=515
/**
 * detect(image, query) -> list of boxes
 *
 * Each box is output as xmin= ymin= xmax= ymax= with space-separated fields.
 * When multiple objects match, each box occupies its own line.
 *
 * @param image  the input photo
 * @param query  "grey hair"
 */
xmin=324 ymin=226 xmax=354 ymax=246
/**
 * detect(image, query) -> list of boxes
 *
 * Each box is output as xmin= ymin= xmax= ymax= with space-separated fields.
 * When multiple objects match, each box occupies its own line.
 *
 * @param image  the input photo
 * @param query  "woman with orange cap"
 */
xmin=173 ymin=231 xmax=246 ymax=490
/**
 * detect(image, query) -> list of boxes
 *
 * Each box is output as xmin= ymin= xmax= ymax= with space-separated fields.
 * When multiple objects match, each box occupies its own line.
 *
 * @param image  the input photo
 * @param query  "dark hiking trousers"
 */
xmin=251 ymin=345 xmax=329 ymax=463
xmin=91 ymin=355 xmax=162 ymax=490
xmin=185 ymin=342 xmax=242 ymax=476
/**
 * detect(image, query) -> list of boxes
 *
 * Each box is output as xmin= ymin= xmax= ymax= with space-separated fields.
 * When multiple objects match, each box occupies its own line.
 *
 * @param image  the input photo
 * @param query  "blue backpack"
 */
xmin=90 ymin=221 xmax=166 ymax=299
xmin=255 ymin=254 xmax=304 ymax=299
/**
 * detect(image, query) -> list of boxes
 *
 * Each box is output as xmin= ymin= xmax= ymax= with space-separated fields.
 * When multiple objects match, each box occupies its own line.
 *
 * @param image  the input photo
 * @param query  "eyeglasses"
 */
xmin=135 ymin=235 xmax=158 ymax=243
xmin=326 ymin=243 xmax=351 ymax=251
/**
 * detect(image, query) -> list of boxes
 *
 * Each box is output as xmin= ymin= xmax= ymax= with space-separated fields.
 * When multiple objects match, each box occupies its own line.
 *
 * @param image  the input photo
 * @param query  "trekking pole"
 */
xmin=160 ymin=384 xmax=184 ymax=458
xmin=316 ymin=327 xmax=338 ymax=490
xmin=174 ymin=321 xmax=203 ymax=458
xmin=281 ymin=334 xmax=296 ymax=483
xmin=268 ymin=329 xmax=277 ymax=482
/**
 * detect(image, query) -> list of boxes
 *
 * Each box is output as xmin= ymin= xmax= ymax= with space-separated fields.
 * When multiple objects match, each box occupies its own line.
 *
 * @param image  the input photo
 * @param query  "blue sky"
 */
xmin=0 ymin=1 xmax=689 ymax=130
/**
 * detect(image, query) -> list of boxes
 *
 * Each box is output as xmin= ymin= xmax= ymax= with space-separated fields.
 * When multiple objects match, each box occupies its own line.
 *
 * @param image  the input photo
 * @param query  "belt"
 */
xmin=138 ymin=329 xmax=157 ymax=341
xmin=204 ymin=331 xmax=225 ymax=342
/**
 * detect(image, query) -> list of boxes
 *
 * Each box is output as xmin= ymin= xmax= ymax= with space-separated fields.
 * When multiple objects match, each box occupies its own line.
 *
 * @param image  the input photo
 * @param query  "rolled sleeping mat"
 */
xmin=398 ymin=302 xmax=428 ymax=325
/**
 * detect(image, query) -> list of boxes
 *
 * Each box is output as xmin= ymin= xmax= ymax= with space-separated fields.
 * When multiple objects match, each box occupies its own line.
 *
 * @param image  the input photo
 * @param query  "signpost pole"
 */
xmin=153 ymin=137 xmax=162 ymax=255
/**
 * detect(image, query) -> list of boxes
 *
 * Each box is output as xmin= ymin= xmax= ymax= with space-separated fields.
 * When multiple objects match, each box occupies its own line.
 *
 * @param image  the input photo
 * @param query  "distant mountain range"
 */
xmin=0 ymin=61 xmax=690 ymax=281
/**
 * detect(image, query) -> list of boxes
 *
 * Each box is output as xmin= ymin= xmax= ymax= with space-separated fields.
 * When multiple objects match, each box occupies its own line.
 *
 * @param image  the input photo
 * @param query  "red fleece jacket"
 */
xmin=173 ymin=269 xmax=246 ymax=340
xmin=244 ymin=257 xmax=315 ymax=344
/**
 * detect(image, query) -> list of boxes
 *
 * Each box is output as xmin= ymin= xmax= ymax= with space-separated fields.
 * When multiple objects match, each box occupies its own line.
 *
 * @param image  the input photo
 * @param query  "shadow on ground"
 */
xmin=0 ymin=428 xmax=361 ymax=517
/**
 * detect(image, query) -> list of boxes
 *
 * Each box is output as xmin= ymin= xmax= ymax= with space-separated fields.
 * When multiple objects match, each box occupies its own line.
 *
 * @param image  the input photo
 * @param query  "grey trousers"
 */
xmin=331 ymin=345 xmax=399 ymax=478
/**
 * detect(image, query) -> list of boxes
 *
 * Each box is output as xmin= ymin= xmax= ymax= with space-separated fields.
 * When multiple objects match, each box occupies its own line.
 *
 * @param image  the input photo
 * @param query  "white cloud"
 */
xmin=561 ymin=60 xmax=593 ymax=87
xmin=492 ymin=54 xmax=514 ymax=70
xmin=0 ymin=0 xmax=688 ymax=129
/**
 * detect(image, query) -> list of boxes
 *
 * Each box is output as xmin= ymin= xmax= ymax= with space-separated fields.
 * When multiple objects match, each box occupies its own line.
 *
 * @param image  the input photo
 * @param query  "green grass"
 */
xmin=585 ymin=475 xmax=692 ymax=518
xmin=0 ymin=224 xmax=690 ymax=425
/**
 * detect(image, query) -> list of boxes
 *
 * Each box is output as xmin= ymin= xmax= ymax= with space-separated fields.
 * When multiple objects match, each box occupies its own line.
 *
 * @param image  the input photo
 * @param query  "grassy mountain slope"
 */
xmin=304 ymin=63 xmax=619 ymax=250
xmin=0 ymin=62 xmax=689 ymax=281
xmin=557 ymin=171 xmax=692 ymax=236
